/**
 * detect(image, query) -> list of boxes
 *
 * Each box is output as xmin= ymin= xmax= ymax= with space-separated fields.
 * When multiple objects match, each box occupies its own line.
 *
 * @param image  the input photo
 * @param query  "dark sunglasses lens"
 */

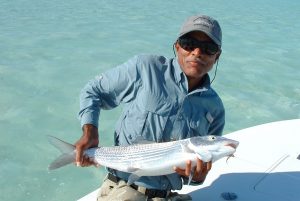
xmin=179 ymin=37 xmax=219 ymax=55
xmin=205 ymin=43 xmax=219 ymax=55
xmin=178 ymin=38 xmax=195 ymax=51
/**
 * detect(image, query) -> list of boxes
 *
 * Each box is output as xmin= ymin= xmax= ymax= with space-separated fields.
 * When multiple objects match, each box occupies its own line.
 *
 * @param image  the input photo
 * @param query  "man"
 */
xmin=75 ymin=14 xmax=225 ymax=201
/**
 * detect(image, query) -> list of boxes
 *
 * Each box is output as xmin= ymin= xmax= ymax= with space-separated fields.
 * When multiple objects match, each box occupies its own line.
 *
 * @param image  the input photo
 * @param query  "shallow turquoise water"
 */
xmin=0 ymin=0 xmax=299 ymax=200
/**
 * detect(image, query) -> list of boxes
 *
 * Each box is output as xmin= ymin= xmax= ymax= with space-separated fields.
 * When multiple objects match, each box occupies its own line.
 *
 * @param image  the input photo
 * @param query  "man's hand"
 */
xmin=75 ymin=124 xmax=99 ymax=167
xmin=174 ymin=159 xmax=212 ymax=183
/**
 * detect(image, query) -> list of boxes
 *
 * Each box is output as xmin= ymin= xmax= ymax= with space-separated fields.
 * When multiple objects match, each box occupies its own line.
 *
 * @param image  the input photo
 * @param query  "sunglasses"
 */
xmin=178 ymin=36 xmax=220 ymax=55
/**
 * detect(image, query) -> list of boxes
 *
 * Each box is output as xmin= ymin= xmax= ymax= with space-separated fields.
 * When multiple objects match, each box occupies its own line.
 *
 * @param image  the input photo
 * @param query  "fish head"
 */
xmin=188 ymin=135 xmax=239 ymax=162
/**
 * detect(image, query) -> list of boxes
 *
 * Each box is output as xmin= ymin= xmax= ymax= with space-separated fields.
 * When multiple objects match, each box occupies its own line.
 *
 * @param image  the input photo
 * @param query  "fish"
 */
xmin=48 ymin=135 xmax=239 ymax=184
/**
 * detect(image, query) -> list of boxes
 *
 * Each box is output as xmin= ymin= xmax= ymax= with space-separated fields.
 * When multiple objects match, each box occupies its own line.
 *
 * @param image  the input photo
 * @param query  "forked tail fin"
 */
xmin=47 ymin=135 xmax=76 ymax=170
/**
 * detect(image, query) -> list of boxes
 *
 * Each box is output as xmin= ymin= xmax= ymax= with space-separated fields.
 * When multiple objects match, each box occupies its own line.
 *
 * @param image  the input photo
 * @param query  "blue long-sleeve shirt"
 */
xmin=78 ymin=54 xmax=225 ymax=190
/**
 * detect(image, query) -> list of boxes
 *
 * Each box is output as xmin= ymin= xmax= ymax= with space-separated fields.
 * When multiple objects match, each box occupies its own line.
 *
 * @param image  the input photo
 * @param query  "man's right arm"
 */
xmin=75 ymin=55 xmax=142 ymax=167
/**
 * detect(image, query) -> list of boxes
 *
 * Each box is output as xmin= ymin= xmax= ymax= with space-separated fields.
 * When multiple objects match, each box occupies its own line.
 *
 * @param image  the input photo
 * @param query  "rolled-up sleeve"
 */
xmin=78 ymin=56 xmax=142 ymax=128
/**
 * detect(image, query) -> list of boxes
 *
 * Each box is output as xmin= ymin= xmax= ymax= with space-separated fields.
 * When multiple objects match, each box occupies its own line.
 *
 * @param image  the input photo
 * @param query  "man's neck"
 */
xmin=188 ymin=76 xmax=205 ymax=92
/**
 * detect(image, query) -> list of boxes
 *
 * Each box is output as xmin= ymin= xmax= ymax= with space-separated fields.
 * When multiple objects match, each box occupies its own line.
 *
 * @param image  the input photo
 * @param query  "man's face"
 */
xmin=175 ymin=31 xmax=221 ymax=83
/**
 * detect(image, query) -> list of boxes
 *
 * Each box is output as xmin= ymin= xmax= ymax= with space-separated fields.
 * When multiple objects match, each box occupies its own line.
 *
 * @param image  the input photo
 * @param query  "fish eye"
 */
xmin=209 ymin=136 xmax=216 ymax=141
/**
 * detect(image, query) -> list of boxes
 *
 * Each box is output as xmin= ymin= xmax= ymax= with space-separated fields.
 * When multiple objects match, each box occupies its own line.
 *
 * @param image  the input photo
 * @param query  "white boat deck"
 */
xmin=78 ymin=119 xmax=300 ymax=201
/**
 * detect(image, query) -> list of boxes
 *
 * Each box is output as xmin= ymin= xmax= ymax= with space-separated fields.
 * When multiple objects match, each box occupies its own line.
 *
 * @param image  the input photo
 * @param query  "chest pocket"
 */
xmin=116 ymin=93 xmax=173 ymax=145
xmin=143 ymin=94 xmax=172 ymax=116
xmin=189 ymin=110 xmax=214 ymax=136
xmin=139 ymin=93 xmax=172 ymax=142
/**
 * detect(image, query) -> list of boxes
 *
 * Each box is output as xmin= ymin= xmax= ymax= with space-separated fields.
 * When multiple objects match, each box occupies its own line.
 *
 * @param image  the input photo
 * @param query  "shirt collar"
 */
xmin=172 ymin=58 xmax=184 ymax=85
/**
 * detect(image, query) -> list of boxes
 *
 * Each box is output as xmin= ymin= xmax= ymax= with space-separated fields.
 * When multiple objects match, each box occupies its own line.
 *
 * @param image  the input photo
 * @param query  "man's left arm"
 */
xmin=174 ymin=104 xmax=225 ymax=184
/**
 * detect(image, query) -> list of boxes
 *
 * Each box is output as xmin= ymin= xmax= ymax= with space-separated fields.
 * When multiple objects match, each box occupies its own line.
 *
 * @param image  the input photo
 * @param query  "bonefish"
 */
xmin=48 ymin=135 xmax=239 ymax=184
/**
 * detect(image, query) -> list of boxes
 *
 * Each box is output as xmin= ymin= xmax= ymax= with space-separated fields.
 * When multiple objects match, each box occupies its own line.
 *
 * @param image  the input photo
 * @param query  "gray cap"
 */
xmin=178 ymin=15 xmax=222 ymax=46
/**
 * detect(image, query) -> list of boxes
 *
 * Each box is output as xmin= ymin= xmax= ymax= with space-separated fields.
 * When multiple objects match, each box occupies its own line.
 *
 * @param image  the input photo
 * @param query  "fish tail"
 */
xmin=47 ymin=135 xmax=75 ymax=170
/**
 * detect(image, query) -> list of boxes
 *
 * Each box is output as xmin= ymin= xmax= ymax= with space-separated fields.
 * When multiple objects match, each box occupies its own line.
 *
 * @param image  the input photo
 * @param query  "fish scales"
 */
xmin=90 ymin=141 xmax=185 ymax=165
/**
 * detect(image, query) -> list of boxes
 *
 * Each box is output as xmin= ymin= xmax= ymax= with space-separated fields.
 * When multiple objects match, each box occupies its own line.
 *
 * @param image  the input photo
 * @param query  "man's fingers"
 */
xmin=195 ymin=159 xmax=212 ymax=174
xmin=174 ymin=160 xmax=193 ymax=177
xmin=185 ymin=160 xmax=192 ymax=176
xmin=207 ymin=161 xmax=212 ymax=171
xmin=75 ymin=145 xmax=83 ymax=166
xmin=74 ymin=135 xmax=94 ymax=167
xmin=174 ymin=159 xmax=213 ymax=183
xmin=192 ymin=159 xmax=213 ymax=182
xmin=74 ymin=126 xmax=99 ymax=168
xmin=196 ymin=158 xmax=203 ymax=173
xmin=173 ymin=167 xmax=187 ymax=176
xmin=77 ymin=156 xmax=94 ymax=167
xmin=79 ymin=155 xmax=95 ymax=167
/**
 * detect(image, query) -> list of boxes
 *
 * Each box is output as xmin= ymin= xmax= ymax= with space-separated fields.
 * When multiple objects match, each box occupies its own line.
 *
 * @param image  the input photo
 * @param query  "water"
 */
xmin=0 ymin=0 xmax=299 ymax=200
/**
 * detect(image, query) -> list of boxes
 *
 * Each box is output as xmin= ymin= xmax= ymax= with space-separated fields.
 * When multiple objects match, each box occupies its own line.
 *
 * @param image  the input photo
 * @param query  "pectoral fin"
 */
xmin=196 ymin=150 xmax=212 ymax=162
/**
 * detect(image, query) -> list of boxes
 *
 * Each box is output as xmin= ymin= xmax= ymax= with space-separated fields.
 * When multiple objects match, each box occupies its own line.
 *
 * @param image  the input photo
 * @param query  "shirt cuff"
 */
xmin=80 ymin=111 xmax=99 ymax=128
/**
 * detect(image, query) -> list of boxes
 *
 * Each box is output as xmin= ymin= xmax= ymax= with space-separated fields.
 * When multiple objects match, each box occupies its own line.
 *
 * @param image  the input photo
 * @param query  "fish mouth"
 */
xmin=226 ymin=143 xmax=238 ymax=149
xmin=224 ymin=142 xmax=239 ymax=163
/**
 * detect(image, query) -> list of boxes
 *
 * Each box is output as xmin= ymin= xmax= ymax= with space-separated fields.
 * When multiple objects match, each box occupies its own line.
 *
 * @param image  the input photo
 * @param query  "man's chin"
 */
xmin=185 ymin=68 xmax=204 ymax=77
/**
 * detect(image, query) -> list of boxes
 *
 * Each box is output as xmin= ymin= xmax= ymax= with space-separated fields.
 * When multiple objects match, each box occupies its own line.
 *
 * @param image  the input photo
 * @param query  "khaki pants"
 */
xmin=97 ymin=177 xmax=192 ymax=201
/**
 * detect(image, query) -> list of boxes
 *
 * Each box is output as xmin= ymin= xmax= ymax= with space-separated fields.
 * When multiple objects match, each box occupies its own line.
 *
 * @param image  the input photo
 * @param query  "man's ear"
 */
xmin=175 ymin=42 xmax=180 ymax=52
xmin=173 ymin=42 xmax=179 ymax=57
xmin=214 ymin=49 xmax=222 ymax=63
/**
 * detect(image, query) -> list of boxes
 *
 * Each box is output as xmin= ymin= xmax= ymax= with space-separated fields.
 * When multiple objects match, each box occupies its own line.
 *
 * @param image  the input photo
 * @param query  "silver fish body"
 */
xmin=48 ymin=135 xmax=238 ymax=184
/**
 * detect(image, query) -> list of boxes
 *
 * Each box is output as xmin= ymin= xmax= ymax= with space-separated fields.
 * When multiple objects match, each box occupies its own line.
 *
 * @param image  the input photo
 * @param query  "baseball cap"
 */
xmin=178 ymin=15 xmax=222 ymax=47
